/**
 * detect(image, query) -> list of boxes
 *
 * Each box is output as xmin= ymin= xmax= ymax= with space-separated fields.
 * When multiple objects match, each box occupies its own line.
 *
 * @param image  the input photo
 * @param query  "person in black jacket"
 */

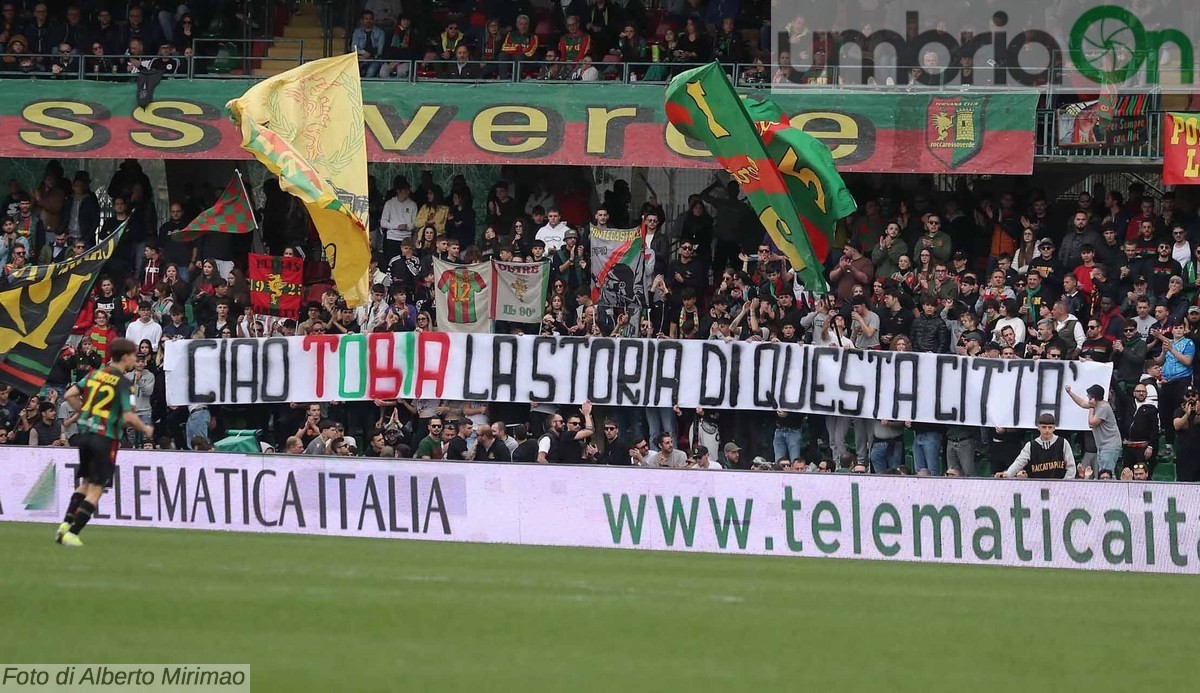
xmin=596 ymin=418 xmax=631 ymax=465
xmin=511 ymin=424 xmax=539 ymax=463
xmin=910 ymin=296 xmax=950 ymax=353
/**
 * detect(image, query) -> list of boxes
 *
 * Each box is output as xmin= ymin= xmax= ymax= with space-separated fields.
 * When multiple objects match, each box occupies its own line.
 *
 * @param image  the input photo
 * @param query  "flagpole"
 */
xmin=238 ymin=169 xmax=266 ymax=254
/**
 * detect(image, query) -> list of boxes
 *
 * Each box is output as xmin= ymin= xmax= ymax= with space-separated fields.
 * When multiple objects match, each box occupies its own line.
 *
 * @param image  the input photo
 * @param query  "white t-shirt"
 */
xmin=1173 ymin=241 xmax=1191 ymax=267
xmin=124 ymin=318 xmax=163 ymax=349
xmin=536 ymin=222 xmax=570 ymax=253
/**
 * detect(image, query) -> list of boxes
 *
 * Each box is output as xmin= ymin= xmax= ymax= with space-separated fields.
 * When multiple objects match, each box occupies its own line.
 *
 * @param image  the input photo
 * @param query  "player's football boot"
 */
xmin=60 ymin=533 xmax=84 ymax=547
xmin=55 ymin=522 xmax=70 ymax=544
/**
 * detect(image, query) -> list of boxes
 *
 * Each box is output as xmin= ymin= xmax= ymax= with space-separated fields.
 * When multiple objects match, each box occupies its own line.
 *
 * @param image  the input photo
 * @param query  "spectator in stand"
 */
xmin=1154 ymin=320 xmax=1195 ymax=453
xmin=474 ymin=423 xmax=511 ymax=462
xmin=557 ymin=15 xmax=591 ymax=69
xmin=916 ymin=213 xmax=952 ymax=264
xmin=445 ymin=44 xmax=479 ymax=80
xmin=502 ymin=14 xmax=539 ymax=69
xmin=478 ymin=18 xmax=505 ymax=78
xmin=351 ymin=10 xmax=386 ymax=78
xmin=571 ymin=54 xmax=599 ymax=81
xmin=585 ymin=0 xmax=621 ymax=55
xmin=1173 ymin=387 xmax=1200 ymax=481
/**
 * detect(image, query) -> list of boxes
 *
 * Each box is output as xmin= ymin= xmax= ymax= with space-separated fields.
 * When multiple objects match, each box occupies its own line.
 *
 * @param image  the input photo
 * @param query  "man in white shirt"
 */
xmin=124 ymin=301 xmax=162 ymax=350
xmin=1171 ymin=224 xmax=1191 ymax=266
xmin=536 ymin=208 xmax=571 ymax=253
xmin=381 ymin=182 xmax=418 ymax=260
xmin=687 ymin=445 xmax=723 ymax=470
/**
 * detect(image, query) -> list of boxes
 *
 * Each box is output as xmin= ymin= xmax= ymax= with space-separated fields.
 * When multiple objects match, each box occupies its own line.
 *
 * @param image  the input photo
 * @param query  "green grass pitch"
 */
xmin=1 ymin=522 xmax=1191 ymax=691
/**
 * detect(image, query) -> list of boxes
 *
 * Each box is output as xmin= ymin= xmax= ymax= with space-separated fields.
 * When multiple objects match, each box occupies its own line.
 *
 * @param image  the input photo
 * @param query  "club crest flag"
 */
xmin=433 ymin=258 xmax=492 ymax=333
xmin=590 ymin=225 xmax=645 ymax=312
xmin=227 ymin=53 xmax=372 ymax=307
xmin=665 ymin=63 xmax=857 ymax=294
xmin=0 ymin=223 xmax=127 ymax=393
xmin=493 ymin=259 xmax=549 ymax=323
xmin=248 ymin=253 xmax=304 ymax=318
xmin=170 ymin=171 xmax=258 ymax=242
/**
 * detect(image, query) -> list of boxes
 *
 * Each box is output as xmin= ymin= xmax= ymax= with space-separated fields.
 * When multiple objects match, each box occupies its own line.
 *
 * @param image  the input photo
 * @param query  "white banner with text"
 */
xmin=2 ymin=450 xmax=1193 ymax=574
xmin=164 ymin=334 xmax=1112 ymax=429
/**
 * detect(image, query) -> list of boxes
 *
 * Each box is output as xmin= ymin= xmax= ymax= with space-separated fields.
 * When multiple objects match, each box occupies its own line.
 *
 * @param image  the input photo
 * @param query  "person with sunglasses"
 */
xmin=1112 ymin=322 xmax=1149 ymax=387
xmin=415 ymin=417 xmax=445 ymax=460
xmin=595 ymin=418 xmax=631 ymax=466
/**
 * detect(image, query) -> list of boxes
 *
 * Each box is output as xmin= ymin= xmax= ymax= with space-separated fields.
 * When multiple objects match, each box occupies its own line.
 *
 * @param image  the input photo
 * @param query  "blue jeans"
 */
xmin=616 ymin=408 xmax=646 ymax=446
xmin=361 ymin=59 xmax=381 ymax=78
xmin=646 ymin=407 xmax=675 ymax=451
xmin=1096 ymin=447 xmax=1121 ymax=474
xmin=912 ymin=431 xmax=943 ymax=476
xmin=870 ymin=439 xmax=904 ymax=474
xmin=773 ymin=427 xmax=803 ymax=463
xmin=186 ymin=408 xmax=211 ymax=449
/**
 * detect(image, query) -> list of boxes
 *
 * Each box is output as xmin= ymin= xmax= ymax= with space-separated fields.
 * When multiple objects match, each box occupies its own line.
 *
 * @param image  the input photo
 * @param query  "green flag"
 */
xmin=170 ymin=171 xmax=258 ymax=243
xmin=665 ymin=63 xmax=856 ymax=293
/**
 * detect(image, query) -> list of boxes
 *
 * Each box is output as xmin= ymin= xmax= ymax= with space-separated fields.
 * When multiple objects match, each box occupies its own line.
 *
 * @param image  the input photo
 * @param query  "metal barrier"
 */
xmin=1036 ymin=108 xmax=1164 ymax=161
xmin=191 ymin=37 xmax=304 ymax=77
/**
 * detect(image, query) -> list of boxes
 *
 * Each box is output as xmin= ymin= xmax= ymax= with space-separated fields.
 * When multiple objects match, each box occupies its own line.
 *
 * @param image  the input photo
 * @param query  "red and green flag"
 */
xmin=248 ymin=253 xmax=304 ymax=318
xmin=170 ymin=171 xmax=259 ymax=242
xmin=665 ymin=63 xmax=857 ymax=293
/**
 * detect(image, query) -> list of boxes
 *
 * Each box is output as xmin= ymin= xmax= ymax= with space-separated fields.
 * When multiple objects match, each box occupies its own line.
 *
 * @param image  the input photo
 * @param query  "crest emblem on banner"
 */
xmin=510 ymin=277 xmax=529 ymax=301
xmin=926 ymin=96 xmax=985 ymax=168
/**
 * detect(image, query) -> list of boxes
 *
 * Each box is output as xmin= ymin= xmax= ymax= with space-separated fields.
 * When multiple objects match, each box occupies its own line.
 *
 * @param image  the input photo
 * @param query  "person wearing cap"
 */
xmin=1066 ymin=384 xmax=1123 ymax=475
xmin=687 ymin=445 xmax=722 ymax=470
xmin=1172 ymin=386 xmax=1200 ymax=481
xmin=1152 ymin=319 xmax=1195 ymax=453
xmin=553 ymin=228 xmax=587 ymax=293
xmin=996 ymin=413 xmax=1076 ymax=479
xmin=1028 ymin=238 xmax=1062 ymax=290
xmin=722 ymin=441 xmax=742 ymax=469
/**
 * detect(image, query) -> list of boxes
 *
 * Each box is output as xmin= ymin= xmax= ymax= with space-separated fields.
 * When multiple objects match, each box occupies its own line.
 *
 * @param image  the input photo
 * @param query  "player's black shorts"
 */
xmin=76 ymin=433 xmax=118 ymax=486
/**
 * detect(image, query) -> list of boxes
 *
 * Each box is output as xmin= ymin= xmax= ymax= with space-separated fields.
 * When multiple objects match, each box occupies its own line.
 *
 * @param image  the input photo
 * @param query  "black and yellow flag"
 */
xmin=0 ymin=223 xmax=126 ymax=393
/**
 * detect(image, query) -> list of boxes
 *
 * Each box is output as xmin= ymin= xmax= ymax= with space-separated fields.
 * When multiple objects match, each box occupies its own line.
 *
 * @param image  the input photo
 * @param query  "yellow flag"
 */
xmin=227 ymin=53 xmax=371 ymax=307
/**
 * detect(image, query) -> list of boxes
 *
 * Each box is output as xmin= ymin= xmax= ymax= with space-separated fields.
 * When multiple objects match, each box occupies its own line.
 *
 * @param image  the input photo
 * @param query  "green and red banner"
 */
xmin=248 ymin=253 xmax=303 ymax=318
xmin=0 ymin=80 xmax=1038 ymax=174
xmin=666 ymin=64 xmax=855 ymax=292
xmin=1163 ymin=113 xmax=1200 ymax=186
xmin=171 ymin=172 xmax=258 ymax=242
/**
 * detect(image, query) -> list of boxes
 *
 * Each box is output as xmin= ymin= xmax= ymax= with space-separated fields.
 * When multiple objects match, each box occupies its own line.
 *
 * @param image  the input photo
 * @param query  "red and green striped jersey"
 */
xmin=437 ymin=267 xmax=486 ymax=324
xmin=75 ymin=365 xmax=133 ymax=440
xmin=558 ymin=32 xmax=591 ymax=63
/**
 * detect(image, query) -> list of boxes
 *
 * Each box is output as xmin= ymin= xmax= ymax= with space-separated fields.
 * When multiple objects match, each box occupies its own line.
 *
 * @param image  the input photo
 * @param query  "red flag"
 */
xmin=248 ymin=253 xmax=304 ymax=318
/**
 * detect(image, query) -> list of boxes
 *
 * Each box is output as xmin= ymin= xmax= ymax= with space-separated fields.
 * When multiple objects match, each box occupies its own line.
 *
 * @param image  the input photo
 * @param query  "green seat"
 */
xmin=1152 ymin=462 xmax=1177 ymax=482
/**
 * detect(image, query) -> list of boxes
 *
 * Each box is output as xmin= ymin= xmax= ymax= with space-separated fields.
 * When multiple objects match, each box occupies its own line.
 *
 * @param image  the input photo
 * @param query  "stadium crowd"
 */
xmin=1 ymin=155 xmax=1198 ymax=483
